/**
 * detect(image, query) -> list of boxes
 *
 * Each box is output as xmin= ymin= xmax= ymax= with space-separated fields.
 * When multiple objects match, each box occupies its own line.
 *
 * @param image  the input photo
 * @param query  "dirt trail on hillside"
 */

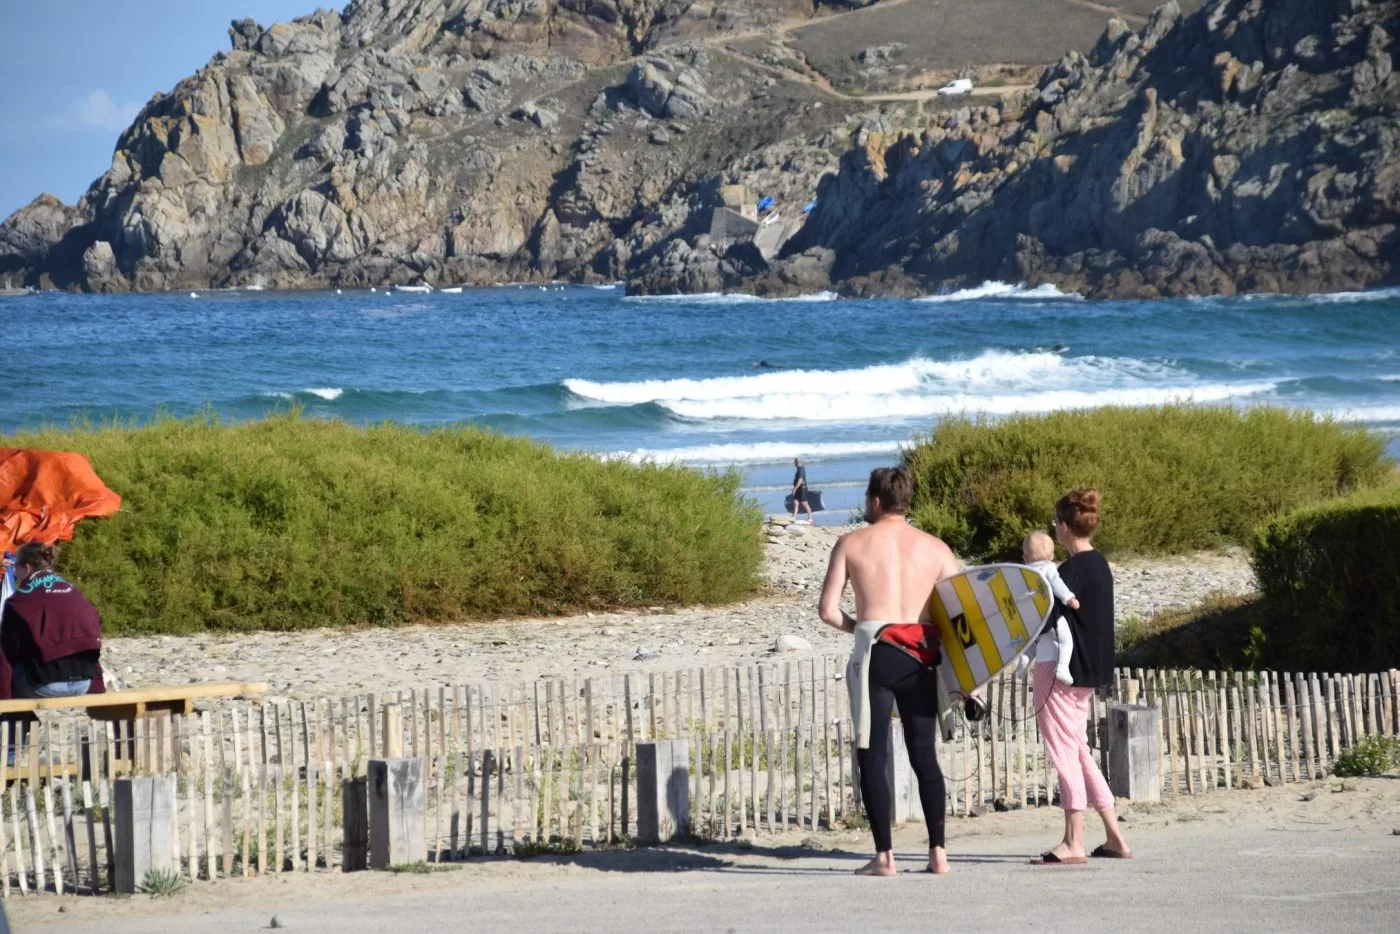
xmin=628 ymin=0 xmax=1110 ymax=105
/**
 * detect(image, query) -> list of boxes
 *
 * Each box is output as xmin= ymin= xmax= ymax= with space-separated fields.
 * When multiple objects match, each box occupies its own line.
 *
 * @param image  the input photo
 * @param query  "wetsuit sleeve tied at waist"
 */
xmin=848 ymin=621 xmax=959 ymax=750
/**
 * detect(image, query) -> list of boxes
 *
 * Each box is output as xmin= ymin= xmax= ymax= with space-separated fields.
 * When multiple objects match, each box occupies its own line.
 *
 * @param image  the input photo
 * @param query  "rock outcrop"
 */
xmin=0 ymin=0 xmax=839 ymax=291
xmin=759 ymin=0 xmax=1400 ymax=298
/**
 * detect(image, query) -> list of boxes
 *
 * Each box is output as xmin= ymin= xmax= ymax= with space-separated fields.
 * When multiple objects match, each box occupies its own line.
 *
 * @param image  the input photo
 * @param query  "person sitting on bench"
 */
xmin=1 ymin=542 xmax=103 ymax=699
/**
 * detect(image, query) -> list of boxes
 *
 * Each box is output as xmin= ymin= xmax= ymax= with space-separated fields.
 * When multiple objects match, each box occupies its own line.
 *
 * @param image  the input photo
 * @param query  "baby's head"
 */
xmin=1022 ymin=530 xmax=1055 ymax=564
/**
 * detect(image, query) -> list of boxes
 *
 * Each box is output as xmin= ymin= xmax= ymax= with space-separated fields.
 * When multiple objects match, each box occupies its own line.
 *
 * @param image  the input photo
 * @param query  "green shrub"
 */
xmin=5 ymin=414 xmax=762 ymax=634
xmin=512 ymin=837 xmax=582 ymax=858
xmin=139 ymin=868 xmax=185 ymax=897
xmin=1251 ymin=485 xmax=1400 ymax=671
xmin=1332 ymin=736 xmax=1400 ymax=778
xmin=903 ymin=406 xmax=1391 ymax=558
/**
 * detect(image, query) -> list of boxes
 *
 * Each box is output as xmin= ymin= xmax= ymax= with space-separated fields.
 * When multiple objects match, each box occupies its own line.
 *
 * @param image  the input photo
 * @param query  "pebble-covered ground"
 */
xmin=102 ymin=519 xmax=1256 ymax=701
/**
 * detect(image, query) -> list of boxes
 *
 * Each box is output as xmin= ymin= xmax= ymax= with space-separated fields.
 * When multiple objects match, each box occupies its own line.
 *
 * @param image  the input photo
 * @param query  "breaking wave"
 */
xmin=565 ymin=351 xmax=1271 ymax=422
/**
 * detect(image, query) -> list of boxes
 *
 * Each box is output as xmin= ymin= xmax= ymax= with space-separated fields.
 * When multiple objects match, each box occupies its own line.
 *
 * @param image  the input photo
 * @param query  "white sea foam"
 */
xmin=568 ymin=359 xmax=938 ymax=405
xmin=742 ymin=480 xmax=868 ymax=493
xmin=774 ymin=291 xmax=840 ymax=302
xmin=916 ymin=281 xmax=1081 ymax=302
xmin=1292 ymin=287 xmax=1400 ymax=304
xmin=305 ymin=387 xmax=344 ymax=401
xmin=566 ymin=350 xmax=1277 ymax=423
xmin=623 ymin=292 xmax=764 ymax=304
xmin=1325 ymin=403 xmax=1400 ymax=423
xmin=623 ymin=289 xmax=838 ymax=304
xmin=613 ymin=440 xmax=905 ymax=465
xmin=660 ymin=382 xmax=1277 ymax=421
xmin=568 ymin=351 xmax=1168 ymax=405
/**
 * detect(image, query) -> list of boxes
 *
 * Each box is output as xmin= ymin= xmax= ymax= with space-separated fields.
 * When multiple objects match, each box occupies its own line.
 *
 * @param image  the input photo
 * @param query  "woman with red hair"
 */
xmin=1031 ymin=489 xmax=1132 ymax=865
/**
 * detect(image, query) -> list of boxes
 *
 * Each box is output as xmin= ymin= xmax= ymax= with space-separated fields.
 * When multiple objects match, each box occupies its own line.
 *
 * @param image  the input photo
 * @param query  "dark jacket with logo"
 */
xmin=0 ymin=571 xmax=105 ymax=699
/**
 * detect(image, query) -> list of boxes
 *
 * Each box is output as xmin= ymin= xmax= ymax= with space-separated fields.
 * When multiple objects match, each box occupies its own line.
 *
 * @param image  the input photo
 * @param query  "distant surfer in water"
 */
xmin=751 ymin=360 xmax=774 ymax=368
xmin=819 ymin=467 xmax=961 ymax=875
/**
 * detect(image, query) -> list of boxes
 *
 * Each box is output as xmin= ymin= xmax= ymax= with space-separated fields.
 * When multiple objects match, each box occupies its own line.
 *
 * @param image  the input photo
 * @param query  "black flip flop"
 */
xmin=1090 ymin=844 xmax=1133 ymax=859
xmin=1030 ymin=850 xmax=1087 ymax=866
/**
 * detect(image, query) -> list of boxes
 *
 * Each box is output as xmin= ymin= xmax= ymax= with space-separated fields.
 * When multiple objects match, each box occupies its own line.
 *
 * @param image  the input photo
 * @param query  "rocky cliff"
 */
xmin=5 ymin=0 xmax=1395 ymax=299
xmin=719 ymin=0 xmax=1400 ymax=298
xmin=0 ymin=0 xmax=862 ymax=291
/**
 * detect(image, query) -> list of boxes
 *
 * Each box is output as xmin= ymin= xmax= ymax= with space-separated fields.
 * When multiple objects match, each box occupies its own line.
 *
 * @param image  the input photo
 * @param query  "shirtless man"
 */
xmin=818 ymin=466 xmax=960 ymax=876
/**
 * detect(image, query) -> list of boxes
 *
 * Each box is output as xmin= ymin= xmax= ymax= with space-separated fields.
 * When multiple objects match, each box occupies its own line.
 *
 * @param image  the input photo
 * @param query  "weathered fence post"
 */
xmin=621 ymin=755 xmax=631 ymax=840
xmin=368 ymin=758 xmax=426 ymax=869
xmin=381 ymin=705 xmax=404 ymax=759
xmin=113 ymin=775 xmax=175 ymax=893
xmin=342 ymin=776 xmax=368 ymax=872
xmin=848 ymin=722 xmax=915 ymax=823
xmin=888 ymin=722 xmax=917 ymax=822
xmin=636 ymin=740 xmax=690 ymax=844
xmin=1107 ymin=703 xmax=1161 ymax=802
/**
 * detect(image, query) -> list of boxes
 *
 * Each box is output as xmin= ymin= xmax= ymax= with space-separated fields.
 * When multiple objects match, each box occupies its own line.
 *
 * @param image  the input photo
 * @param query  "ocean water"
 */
xmin=4 ymin=282 xmax=1399 ymax=523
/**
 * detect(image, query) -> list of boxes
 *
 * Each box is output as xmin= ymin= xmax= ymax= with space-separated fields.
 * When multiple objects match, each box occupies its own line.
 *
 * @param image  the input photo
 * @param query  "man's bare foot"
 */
xmin=855 ymin=852 xmax=897 ymax=876
xmin=926 ymin=846 xmax=950 ymax=874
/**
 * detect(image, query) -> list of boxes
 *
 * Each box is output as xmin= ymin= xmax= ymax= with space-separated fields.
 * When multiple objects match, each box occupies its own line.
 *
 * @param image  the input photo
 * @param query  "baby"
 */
xmin=1022 ymin=531 xmax=1079 ymax=686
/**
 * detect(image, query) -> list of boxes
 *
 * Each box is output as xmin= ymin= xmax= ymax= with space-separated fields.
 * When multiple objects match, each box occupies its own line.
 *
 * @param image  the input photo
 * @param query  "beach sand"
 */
xmin=100 ymin=522 xmax=1256 ymax=700
xmin=11 ymin=777 xmax=1398 ymax=933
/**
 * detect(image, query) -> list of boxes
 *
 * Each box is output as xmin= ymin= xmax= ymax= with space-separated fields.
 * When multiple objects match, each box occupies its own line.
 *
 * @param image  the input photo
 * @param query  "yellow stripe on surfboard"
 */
xmin=928 ymin=588 xmax=977 ymax=695
xmin=951 ymin=575 xmax=1003 ymax=676
xmin=1020 ymin=568 xmax=1052 ymax=619
xmin=987 ymin=570 xmax=1031 ymax=651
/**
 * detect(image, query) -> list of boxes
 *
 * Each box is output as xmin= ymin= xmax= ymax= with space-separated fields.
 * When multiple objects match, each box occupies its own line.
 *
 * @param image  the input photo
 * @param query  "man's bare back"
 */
xmin=819 ymin=515 xmax=960 ymax=631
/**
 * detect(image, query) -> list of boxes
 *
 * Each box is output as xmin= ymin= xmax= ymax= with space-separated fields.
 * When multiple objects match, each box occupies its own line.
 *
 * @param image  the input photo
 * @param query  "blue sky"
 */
xmin=0 ymin=0 xmax=319 ymax=221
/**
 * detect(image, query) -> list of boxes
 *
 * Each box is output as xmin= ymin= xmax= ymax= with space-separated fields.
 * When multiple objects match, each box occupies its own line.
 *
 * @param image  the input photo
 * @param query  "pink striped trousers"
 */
xmin=1034 ymin=661 xmax=1114 ymax=812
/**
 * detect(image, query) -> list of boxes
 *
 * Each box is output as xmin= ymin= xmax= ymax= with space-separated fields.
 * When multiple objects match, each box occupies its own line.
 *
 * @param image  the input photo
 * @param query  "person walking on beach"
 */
xmin=1031 ymin=488 xmax=1132 ymax=865
xmin=790 ymin=457 xmax=814 ymax=524
xmin=818 ymin=467 xmax=960 ymax=875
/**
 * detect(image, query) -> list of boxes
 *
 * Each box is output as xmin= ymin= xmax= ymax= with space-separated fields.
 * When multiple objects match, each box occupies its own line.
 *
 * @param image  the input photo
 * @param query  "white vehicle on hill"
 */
xmin=937 ymin=78 xmax=975 ymax=96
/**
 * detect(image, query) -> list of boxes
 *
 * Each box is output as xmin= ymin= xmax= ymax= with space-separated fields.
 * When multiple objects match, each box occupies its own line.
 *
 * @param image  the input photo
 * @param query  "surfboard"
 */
xmin=927 ymin=564 xmax=1054 ymax=697
xmin=783 ymin=490 xmax=824 ymax=512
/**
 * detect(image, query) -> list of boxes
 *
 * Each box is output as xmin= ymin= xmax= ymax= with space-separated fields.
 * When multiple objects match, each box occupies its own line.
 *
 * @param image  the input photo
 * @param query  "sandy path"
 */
xmin=13 ymin=779 xmax=1399 ymax=933
xmin=101 ymin=524 xmax=1255 ymax=701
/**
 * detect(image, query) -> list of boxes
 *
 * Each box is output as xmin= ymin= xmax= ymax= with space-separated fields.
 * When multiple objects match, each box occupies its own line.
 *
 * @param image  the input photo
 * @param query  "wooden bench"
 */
xmin=0 ymin=680 xmax=267 ymax=720
xmin=0 ymin=681 xmax=267 ymax=781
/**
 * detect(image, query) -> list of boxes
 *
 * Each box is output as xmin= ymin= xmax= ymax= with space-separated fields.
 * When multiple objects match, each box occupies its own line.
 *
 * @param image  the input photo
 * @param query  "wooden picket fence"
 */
xmin=0 ymin=660 xmax=1396 ymax=896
